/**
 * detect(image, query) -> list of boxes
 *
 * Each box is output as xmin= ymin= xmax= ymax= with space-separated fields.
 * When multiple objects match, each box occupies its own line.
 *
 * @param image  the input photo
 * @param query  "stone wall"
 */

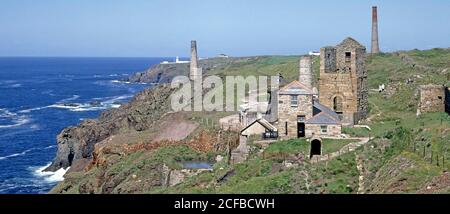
xmin=419 ymin=85 xmax=445 ymax=113
xmin=305 ymin=124 xmax=341 ymax=138
xmin=318 ymin=38 xmax=368 ymax=125
xmin=277 ymin=94 xmax=313 ymax=138
xmin=162 ymin=164 xmax=212 ymax=187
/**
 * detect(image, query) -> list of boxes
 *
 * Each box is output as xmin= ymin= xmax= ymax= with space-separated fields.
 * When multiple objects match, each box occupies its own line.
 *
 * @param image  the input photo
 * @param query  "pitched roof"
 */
xmin=313 ymin=100 xmax=340 ymax=121
xmin=337 ymin=37 xmax=365 ymax=49
xmin=278 ymin=80 xmax=315 ymax=95
xmin=240 ymin=118 xmax=277 ymax=135
xmin=306 ymin=112 xmax=340 ymax=125
xmin=306 ymin=100 xmax=341 ymax=125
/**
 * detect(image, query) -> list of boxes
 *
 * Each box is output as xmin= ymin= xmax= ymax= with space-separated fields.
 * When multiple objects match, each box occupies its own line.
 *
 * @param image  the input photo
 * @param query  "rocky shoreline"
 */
xmin=45 ymin=84 xmax=175 ymax=172
xmin=45 ymin=55 xmax=272 ymax=174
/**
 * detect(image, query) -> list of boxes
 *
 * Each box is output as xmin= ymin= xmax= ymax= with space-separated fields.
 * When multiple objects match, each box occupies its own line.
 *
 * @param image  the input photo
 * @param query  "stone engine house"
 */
xmin=277 ymin=82 xmax=341 ymax=139
xmin=418 ymin=84 xmax=450 ymax=114
xmin=319 ymin=38 xmax=368 ymax=125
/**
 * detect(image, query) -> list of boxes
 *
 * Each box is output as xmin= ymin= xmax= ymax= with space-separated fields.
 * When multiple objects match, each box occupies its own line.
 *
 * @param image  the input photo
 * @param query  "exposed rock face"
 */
xmin=49 ymin=129 xmax=238 ymax=194
xmin=45 ymin=84 xmax=174 ymax=172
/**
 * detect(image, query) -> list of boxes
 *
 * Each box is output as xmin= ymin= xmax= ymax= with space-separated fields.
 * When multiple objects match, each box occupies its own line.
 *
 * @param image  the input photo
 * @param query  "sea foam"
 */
xmin=33 ymin=163 xmax=69 ymax=183
xmin=0 ymin=109 xmax=31 ymax=128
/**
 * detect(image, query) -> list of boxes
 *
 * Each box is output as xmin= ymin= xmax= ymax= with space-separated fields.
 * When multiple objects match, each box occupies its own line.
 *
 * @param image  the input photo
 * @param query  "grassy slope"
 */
xmin=55 ymin=48 xmax=450 ymax=194
xmin=183 ymin=48 xmax=450 ymax=194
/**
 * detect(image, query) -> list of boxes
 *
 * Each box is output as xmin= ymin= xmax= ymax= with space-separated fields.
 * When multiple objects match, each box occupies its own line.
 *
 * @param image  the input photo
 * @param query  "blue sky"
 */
xmin=0 ymin=0 xmax=449 ymax=57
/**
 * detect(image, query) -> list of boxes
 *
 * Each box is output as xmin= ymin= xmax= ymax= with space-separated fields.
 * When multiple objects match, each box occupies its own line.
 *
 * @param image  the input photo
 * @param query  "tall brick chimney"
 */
xmin=190 ymin=40 xmax=200 ymax=80
xmin=371 ymin=6 xmax=380 ymax=54
xmin=299 ymin=56 xmax=312 ymax=89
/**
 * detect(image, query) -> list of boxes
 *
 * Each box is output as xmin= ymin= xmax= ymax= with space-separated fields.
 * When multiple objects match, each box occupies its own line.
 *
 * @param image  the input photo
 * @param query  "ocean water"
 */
xmin=0 ymin=57 xmax=167 ymax=194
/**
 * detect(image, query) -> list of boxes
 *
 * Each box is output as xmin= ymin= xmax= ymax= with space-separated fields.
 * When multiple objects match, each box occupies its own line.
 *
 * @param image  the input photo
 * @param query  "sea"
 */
xmin=0 ymin=57 xmax=169 ymax=194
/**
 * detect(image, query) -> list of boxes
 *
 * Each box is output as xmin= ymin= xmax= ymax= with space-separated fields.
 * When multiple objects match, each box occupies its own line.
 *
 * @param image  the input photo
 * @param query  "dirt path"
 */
xmin=152 ymin=113 xmax=198 ymax=142
xmin=311 ymin=137 xmax=371 ymax=164
xmin=356 ymin=154 xmax=366 ymax=194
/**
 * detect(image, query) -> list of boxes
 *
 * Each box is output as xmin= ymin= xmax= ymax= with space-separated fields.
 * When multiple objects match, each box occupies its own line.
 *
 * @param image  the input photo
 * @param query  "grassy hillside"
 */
xmin=183 ymin=48 xmax=450 ymax=194
xmin=53 ymin=48 xmax=450 ymax=194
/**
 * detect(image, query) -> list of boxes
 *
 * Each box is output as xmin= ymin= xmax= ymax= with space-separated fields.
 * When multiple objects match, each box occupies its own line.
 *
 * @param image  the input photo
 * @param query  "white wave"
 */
xmin=10 ymin=83 xmax=22 ymax=88
xmin=18 ymin=106 xmax=51 ymax=113
xmin=29 ymin=124 xmax=40 ymax=130
xmin=104 ymin=94 xmax=133 ymax=103
xmin=17 ymin=94 xmax=129 ymax=115
xmin=59 ymin=95 xmax=80 ymax=103
xmin=32 ymin=163 xmax=69 ymax=183
xmin=0 ymin=109 xmax=31 ymax=128
xmin=0 ymin=80 xmax=20 ymax=88
xmin=111 ymin=80 xmax=148 ymax=85
xmin=0 ymin=80 xmax=17 ymax=85
xmin=0 ymin=148 xmax=34 ymax=161
xmin=19 ymin=95 xmax=79 ymax=113
xmin=41 ymin=90 xmax=55 ymax=96
xmin=0 ymin=108 xmax=16 ymax=117
xmin=19 ymin=102 xmax=120 ymax=113
xmin=44 ymin=145 xmax=56 ymax=149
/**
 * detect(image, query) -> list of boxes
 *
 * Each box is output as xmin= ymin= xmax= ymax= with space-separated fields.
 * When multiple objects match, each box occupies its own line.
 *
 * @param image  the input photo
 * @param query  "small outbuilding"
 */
xmin=240 ymin=118 xmax=278 ymax=138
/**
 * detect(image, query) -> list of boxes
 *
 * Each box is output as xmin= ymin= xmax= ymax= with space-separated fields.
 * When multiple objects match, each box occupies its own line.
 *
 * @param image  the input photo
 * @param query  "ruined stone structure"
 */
xmin=189 ymin=40 xmax=201 ymax=81
xmin=371 ymin=6 xmax=380 ymax=54
xmin=418 ymin=85 xmax=446 ymax=113
xmin=299 ymin=56 xmax=312 ymax=89
xmin=446 ymin=87 xmax=450 ymax=114
xmin=277 ymin=81 xmax=341 ymax=139
xmin=318 ymin=38 xmax=368 ymax=125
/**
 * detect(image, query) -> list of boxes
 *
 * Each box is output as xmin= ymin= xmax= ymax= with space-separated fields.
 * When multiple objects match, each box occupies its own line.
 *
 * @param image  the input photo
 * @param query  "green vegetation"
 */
xmin=183 ymin=48 xmax=450 ymax=194
xmin=263 ymin=138 xmax=357 ymax=160
xmin=54 ymin=48 xmax=450 ymax=194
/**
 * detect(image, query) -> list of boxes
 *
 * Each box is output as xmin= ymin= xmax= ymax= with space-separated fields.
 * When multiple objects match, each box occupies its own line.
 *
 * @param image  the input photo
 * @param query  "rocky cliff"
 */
xmin=124 ymin=57 xmax=262 ymax=84
xmin=49 ymin=128 xmax=238 ymax=194
xmin=45 ymin=84 xmax=175 ymax=172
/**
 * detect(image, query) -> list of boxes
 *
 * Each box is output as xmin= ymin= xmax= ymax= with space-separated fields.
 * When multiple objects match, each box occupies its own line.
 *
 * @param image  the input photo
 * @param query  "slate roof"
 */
xmin=278 ymin=80 xmax=315 ymax=95
xmin=306 ymin=100 xmax=341 ymax=125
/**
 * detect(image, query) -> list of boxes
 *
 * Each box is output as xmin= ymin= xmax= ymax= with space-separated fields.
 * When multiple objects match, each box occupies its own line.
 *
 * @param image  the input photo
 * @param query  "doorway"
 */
xmin=310 ymin=139 xmax=322 ymax=158
xmin=297 ymin=122 xmax=305 ymax=138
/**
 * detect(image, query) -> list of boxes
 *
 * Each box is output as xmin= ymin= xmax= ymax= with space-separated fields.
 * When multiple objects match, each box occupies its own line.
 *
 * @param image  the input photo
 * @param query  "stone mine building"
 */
xmin=276 ymin=81 xmax=341 ymax=139
xmin=318 ymin=38 xmax=369 ymax=125
xmin=418 ymin=85 xmax=447 ymax=113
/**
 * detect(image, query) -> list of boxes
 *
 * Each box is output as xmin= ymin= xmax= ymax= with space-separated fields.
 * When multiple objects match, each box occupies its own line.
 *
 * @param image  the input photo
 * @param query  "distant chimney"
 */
xmin=190 ymin=40 xmax=201 ymax=80
xmin=371 ymin=6 xmax=380 ymax=54
xmin=299 ymin=56 xmax=312 ymax=89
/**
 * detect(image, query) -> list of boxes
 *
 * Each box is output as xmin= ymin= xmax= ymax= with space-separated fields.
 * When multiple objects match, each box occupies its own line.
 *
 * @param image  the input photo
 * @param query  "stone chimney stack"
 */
xmin=190 ymin=40 xmax=200 ymax=80
xmin=371 ymin=6 xmax=380 ymax=54
xmin=299 ymin=56 xmax=312 ymax=89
